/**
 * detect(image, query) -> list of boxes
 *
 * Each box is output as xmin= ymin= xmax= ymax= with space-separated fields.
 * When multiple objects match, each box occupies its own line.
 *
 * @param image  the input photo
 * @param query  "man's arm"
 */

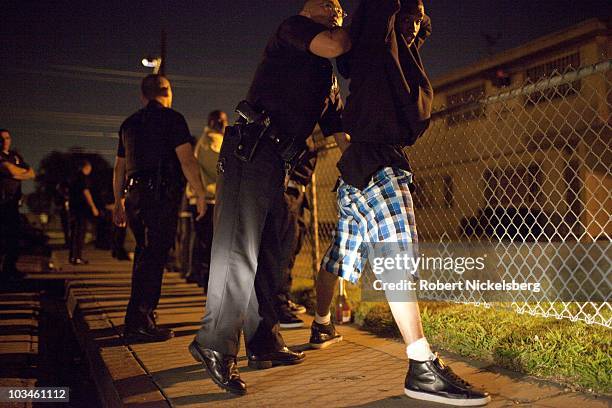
xmin=175 ymin=143 xmax=207 ymax=220
xmin=112 ymin=156 xmax=127 ymax=226
xmin=414 ymin=14 xmax=432 ymax=50
xmin=334 ymin=132 xmax=351 ymax=153
xmin=0 ymin=161 xmax=35 ymax=180
xmin=83 ymin=188 xmax=99 ymax=217
xmin=112 ymin=156 xmax=126 ymax=205
xmin=309 ymin=28 xmax=352 ymax=58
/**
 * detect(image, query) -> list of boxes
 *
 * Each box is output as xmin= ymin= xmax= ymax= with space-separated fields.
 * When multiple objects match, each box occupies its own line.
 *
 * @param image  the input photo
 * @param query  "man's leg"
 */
xmin=372 ymin=168 xmax=490 ymax=405
xmin=124 ymin=187 xmax=179 ymax=337
xmin=195 ymin=138 xmax=284 ymax=357
xmin=272 ymin=191 xmax=305 ymax=326
xmin=1 ymin=202 xmax=21 ymax=277
xmin=315 ymin=267 xmax=338 ymax=318
xmin=243 ymin=184 xmax=305 ymax=368
xmin=68 ymin=214 xmax=77 ymax=260
xmin=309 ymin=181 xmax=363 ymax=348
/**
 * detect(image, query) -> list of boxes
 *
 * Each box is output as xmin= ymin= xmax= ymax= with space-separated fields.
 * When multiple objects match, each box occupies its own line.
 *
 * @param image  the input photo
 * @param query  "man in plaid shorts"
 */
xmin=309 ymin=0 xmax=490 ymax=405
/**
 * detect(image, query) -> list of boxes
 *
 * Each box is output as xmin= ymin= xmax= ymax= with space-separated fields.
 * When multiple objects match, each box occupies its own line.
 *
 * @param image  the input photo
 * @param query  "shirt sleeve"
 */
xmin=277 ymin=15 xmax=329 ymax=53
xmin=83 ymin=175 xmax=92 ymax=191
xmin=116 ymin=124 xmax=126 ymax=158
xmin=318 ymin=75 xmax=344 ymax=136
xmin=14 ymin=153 xmax=30 ymax=169
xmin=169 ymin=112 xmax=193 ymax=149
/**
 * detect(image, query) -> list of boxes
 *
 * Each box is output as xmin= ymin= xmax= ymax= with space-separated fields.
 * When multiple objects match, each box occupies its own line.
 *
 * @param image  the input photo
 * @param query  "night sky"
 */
xmin=1 ymin=0 xmax=610 ymax=193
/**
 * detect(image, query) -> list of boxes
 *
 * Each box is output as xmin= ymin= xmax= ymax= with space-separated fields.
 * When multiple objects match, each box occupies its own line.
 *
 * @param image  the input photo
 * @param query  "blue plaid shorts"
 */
xmin=321 ymin=167 xmax=419 ymax=283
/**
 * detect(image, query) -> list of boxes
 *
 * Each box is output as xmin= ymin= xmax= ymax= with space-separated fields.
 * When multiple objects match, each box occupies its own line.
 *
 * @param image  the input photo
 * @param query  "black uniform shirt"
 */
xmin=246 ymin=15 xmax=343 ymax=155
xmin=117 ymin=101 xmax=193 ymax=182
xmin=68 ymin=172 xmax=92 ymax=213
xmin=0 ymin=151 xmax=27 ymax=203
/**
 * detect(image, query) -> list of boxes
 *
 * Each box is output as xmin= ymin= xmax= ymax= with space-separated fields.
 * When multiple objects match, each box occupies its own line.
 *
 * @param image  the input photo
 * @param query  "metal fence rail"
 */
xmin=293 ymin=61 xmax=611 ymax=328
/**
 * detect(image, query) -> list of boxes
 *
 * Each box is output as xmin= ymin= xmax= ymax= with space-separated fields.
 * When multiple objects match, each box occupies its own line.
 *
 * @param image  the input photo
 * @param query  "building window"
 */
xmin=524 ymin=52 xmax=581 ymax=105
xmin=483 ymin=164 xmax=541 ymax=208
xmin=446 ymin=84 xmax=486 ymax=127
xmin=413 ymin=175 xmax=454 ymax=210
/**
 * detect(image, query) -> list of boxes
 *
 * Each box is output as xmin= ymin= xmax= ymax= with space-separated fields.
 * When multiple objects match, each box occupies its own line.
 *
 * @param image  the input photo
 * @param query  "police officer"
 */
xmin=68 ymin=159 xmax=99 ymax=265
xmin=0 ymin=129 xmax=35 ymax=280
xmin=113 ymin=74 xmax=206 ymax=343
xmin=188 ymin=0 xmax=350 ymax=395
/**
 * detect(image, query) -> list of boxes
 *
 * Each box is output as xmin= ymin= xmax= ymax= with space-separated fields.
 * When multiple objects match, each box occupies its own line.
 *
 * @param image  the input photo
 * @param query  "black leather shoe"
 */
xmin=124 ymin=326 xmax=174 ymax=343
xmin=188 ymin=340 xmax=246 ymax=395
xmin=247 ymin=346 xmax=305 ymax=369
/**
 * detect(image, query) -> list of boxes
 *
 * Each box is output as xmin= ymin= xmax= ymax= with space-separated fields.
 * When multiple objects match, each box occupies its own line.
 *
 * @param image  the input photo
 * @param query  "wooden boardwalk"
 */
xmin=4 ymin=249 xmax=610 ymax=407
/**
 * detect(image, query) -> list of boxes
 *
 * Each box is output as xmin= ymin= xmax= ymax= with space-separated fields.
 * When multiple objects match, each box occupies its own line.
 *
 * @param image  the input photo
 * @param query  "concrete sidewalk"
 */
xmin=37 ymin=250 xmax=612 ymax=407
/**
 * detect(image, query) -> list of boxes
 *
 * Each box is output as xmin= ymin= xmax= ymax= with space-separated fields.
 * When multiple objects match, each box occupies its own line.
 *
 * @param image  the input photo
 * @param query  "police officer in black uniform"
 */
xmin=113 ymin=74 xmax=206 ymax=343
xmin=0 ymin=129 xmax=35 ymax=281
xmin=188 ymin=0 xmax=351 ymax=395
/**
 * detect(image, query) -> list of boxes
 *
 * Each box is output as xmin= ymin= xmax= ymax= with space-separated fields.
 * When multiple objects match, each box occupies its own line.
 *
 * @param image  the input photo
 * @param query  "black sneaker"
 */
xmin=309 ymin=321 xmax=343 ymax=349
xmin=288 ymin=300 xmax=307 ymax=314
xmin=279 ymin=311 xmax=304 ymax=329
xmin=404 ymin=354 xmax=491 ymax=406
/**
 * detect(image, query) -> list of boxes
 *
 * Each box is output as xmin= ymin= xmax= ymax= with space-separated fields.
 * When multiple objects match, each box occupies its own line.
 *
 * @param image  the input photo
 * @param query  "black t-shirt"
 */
xmin=69 ymin=172 xmax=92 ymax=213
xmin=338 ymin=143 xmax=411 ymax=190
xmin=246 ymin=15 xmax=343 ymax=154
xmin=336 ymin=0 xmax=433 ymax=190
xmin=117 ymin=101 xmax=193 ymax=181
xmin=0 ymin=151 xmax=28 ymax=203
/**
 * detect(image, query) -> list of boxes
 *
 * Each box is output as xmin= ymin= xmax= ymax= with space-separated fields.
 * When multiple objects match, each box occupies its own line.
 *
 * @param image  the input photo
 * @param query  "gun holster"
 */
xmin=232 ymin=122 xmax=268 ymax=162
xmin=231 ymin=100 xmax=271 ymax=162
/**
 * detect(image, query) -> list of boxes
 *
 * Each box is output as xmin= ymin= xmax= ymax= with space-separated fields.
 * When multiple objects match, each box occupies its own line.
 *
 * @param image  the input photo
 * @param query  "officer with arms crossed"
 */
xmin=0 ymin=129 xmax=35 ymax=281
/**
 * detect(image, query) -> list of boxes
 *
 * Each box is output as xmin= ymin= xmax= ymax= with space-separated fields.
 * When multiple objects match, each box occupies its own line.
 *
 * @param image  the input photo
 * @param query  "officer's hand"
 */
xmin=195 ymin=196 xmax=207 ymax=221
xmin=113 ymin=202 xmax=127 ymax=227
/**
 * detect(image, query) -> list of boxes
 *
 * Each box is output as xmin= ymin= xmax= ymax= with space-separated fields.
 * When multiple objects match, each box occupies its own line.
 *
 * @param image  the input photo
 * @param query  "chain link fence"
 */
xmin=292 ymin=60 xmax=611 ymax=328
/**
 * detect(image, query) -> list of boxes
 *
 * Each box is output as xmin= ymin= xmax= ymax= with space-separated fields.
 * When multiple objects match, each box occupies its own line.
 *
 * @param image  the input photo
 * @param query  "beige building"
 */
xmin=314 ymin=18 xmax=610 ymax=243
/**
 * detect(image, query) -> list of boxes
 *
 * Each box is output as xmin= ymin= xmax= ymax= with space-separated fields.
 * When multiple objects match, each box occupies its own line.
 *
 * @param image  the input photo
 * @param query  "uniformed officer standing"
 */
xmin=0 ymin=129 xmax=35 ymax=281
xmin=188 ymin=0 xmax=350 ymax=395
xmin=112 ymin=74 xmax=206 ymax=343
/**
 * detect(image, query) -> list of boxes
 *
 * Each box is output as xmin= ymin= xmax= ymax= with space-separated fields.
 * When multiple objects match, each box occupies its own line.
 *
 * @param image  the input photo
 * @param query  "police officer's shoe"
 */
xmin=69 ymin=257 xmax=89 ymax=265
xmin=188 ymin=340 xmax=246 ymax=395
xmin=288 ymin=300 xmax=307 ymax=314
xmin=404 ymin=354 xmax=491 ymax=406
xmin=279 ymin=310 xmax=305 ymax=329
xmin=124 ymin=326 xmax=174 ymax=343
xmin=247 ymin=346 xmax=305 ymax=369
xmin=309 ymin=321 xmax=343 ymax=349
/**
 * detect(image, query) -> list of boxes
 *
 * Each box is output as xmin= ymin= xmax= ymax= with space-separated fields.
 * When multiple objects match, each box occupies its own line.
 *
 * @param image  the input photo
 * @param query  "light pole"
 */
xmin=141 ymin=57 xmax=162 ymax=73
xmin=141 ymin=29 xmax=166 ymax=74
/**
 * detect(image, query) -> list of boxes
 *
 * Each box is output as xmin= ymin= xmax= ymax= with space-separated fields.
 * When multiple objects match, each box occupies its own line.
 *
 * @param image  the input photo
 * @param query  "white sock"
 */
xmin=406 ymin=337 xmax=433 ymax=362
xmin=315 ymin=312 xmax=331 ymax=325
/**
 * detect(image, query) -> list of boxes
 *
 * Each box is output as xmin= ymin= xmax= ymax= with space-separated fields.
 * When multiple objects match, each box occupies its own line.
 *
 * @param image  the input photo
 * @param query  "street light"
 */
xmin=141 ymin=56 xmax=162 ymax=74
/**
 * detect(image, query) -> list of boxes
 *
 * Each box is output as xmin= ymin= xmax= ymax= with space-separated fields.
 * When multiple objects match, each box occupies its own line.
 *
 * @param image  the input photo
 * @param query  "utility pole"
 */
xmin=159 ymin=29 xmax=167 ymax=75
